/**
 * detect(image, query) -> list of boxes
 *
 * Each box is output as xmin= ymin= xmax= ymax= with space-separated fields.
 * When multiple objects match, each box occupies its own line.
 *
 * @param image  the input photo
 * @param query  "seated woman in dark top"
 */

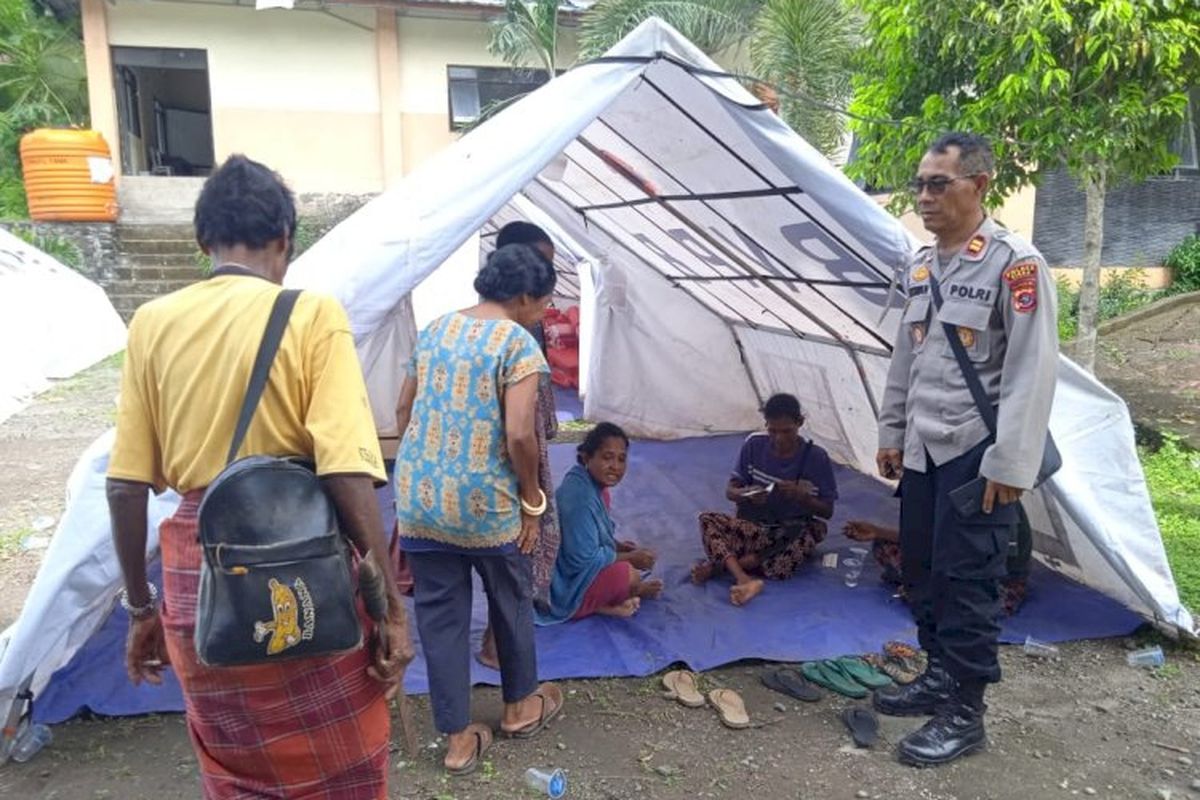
xmin=537 ymin=423 xmax=663 ymax=623
xmin=691 ymin=393 xmax=838 ymax=606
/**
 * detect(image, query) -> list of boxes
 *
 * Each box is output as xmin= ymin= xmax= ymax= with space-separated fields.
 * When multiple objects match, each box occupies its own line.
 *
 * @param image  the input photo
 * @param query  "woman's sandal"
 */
xmin=501 ymin=683 xmax=565 ymax=739
xmin=445 ymin=723 xmax=493 ymax=776
xmin=708 ymin=688 xmax=751 ymax=729
xmin=662 ymin=670 xmax=706 ymax=708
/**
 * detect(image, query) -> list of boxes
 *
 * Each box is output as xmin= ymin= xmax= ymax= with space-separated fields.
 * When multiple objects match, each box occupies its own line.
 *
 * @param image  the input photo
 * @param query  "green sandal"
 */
xmin=800 ymin=661 xmax=868 ymax=699
xmin=831 ymin=657 xmax=893 ymax=690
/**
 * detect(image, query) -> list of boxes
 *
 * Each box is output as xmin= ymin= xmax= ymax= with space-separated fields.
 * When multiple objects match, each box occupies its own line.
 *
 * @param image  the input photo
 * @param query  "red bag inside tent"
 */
xmin=544 ymin=305 xmax=581 ymax=389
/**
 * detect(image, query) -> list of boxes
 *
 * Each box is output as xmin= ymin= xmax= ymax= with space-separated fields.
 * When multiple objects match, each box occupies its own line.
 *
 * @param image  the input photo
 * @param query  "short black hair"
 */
xmin=928 ymin=132 xmax=995 ymax=177
xmin=474 ymin=243 xmax=557 ymax=302
xmin=194 ymin=155 xmax=297 ymax=252
xmin=577 ymin=422 xmax=629 ymax=463
xmin=762 ymin=393 xmax=803 ymax=421
xmin=496 ymin=221 xmax=552 ymax=251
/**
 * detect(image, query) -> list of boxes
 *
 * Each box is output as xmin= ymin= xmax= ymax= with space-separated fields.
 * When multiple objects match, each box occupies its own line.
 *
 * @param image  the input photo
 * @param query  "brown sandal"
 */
xmin=445 ymin=723 xmax=492 ymax=776
xmin=501 ymin=682 xmax=564 ymax=739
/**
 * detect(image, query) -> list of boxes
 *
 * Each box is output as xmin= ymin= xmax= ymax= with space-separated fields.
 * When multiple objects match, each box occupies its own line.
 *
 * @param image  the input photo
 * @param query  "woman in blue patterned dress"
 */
xmin=393 ymin=244 xmax=563 ymax=775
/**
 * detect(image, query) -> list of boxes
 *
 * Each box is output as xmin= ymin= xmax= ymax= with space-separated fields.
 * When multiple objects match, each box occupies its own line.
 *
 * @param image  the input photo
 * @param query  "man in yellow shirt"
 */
xmin=107 ymin=155 xmax=411 ymax=799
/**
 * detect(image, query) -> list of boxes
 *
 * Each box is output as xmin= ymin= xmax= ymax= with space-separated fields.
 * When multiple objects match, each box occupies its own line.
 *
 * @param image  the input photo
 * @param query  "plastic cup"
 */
xmin=843 ymin=557 xmax=863 ymax=588
xmin=848 ymin=545 xmax=869 ymax=560
xmin=1023 ymin=635 xmax=1059 ymax=658
xmin=1126 ymin=645 xmax=1165 ymax=668
xmin=525 ymin=767 xmax=567 ymax=798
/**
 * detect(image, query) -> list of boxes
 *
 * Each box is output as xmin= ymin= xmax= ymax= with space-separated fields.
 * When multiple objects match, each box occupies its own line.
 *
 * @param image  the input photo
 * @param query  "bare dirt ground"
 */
xmin=1095 ymin=302 xmax=1200 ymax=449
xmin=1 ymin=338 xmax=1198 ymax=800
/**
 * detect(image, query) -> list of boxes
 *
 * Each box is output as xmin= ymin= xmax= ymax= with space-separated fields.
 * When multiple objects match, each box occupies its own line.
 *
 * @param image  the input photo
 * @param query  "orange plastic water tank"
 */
xmin=19 ymin=128 xmax=118 ymax=222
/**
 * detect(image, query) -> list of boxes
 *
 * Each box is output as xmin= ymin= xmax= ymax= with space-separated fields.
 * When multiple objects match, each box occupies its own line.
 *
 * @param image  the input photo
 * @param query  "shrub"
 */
xmin=1056 ymin=275 xmax=1079 ymax=341
xmin=6 ymin=225 xmax=83 ymax=271
xmin=1163 ymin=234 xmax=1200 ymax=294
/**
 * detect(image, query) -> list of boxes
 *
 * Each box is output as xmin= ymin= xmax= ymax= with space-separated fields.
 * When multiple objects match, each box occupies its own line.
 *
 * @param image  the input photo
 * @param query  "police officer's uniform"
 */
xmin=875 ymin=217 xmax=1058 ymax=763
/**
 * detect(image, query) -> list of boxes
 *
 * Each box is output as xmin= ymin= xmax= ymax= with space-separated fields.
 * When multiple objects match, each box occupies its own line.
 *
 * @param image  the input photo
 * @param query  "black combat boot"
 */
xmin=871 ymin=658 xmax=954 ymax=717
xmin=896 ymin=681 xmax=987 ymax=767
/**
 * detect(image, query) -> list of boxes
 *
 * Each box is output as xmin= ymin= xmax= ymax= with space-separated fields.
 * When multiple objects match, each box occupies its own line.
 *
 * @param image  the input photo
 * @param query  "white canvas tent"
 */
xmin=0 ymin=18 xmax=1191 ymax=741
xmin=0 ymin=229 xmax=127 ymax=424
xmin=286 ymin=18 xmax=1192 ymax=632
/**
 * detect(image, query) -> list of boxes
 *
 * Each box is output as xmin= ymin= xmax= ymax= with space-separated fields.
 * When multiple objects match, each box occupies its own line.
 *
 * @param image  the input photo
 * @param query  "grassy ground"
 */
xmin=1140 ymin=435 xmax=1200 ymax=614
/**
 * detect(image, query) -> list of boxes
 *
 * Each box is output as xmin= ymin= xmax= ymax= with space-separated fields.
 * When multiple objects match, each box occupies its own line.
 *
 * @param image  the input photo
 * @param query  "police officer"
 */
xmin=874 ymin=132 xmax=1058 ymax=766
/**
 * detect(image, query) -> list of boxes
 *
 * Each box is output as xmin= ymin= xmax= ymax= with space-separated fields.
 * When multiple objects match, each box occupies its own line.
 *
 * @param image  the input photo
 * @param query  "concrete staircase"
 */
xmin=110 ymin=223 xmax=205 ymax=320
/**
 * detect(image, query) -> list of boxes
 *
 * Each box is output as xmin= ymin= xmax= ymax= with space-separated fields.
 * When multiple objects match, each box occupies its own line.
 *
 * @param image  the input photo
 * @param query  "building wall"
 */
xmin=392 ymin=14 xmax=579 ymax=172
xmin=1033 ymin=169 xmax=1200 ymax=268
xmin=106 ymin=2 xmax=384 ymax=194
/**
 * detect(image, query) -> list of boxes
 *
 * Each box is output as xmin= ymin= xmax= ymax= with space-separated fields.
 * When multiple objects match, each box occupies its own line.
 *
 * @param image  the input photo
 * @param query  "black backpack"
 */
xmin=194 ymin=290 xmax=362 ymax=666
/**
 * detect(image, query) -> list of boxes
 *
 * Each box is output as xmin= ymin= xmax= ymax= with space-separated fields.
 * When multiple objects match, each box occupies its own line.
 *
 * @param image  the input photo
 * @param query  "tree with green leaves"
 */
xmin=848 ymin=0 xmax=1200 ymax=372
xmin=488 ymin=0 xmax=564 ymax=81
xmin=0 ymin=0 xmax=87 ymax=218
xmin=579 ymin=0 xmax=859 ymax=158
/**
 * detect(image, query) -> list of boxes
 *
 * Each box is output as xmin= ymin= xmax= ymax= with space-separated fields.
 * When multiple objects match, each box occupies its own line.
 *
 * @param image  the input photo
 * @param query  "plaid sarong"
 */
xmin=161 ymin=491 xmax=391 ymax=799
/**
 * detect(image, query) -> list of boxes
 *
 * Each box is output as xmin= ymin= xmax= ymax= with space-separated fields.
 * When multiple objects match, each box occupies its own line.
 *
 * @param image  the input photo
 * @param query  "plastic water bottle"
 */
xmin=524 ymin=767 xmax=566 ymax=798
xmin=1126 ymin=645 xmax=1165 ymax=668
xmin=10 ymin=723 xmax=52 ymax=763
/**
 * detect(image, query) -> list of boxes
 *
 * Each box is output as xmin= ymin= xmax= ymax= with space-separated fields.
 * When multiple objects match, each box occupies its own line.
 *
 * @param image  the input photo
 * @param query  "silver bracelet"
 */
xmin=119 ymin=583 xmax=159 ymax=619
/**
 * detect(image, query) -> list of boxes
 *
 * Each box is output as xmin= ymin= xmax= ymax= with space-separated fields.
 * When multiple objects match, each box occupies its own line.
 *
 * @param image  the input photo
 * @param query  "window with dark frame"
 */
xmin=1168 ymin=87 xmax=1199 ymax=175
xmin=447 ymin=65 xmax=552 ymax=129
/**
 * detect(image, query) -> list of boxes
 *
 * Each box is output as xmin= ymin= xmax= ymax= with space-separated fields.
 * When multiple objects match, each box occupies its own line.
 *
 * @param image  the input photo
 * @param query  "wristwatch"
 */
xmin=119 ymin=582 xmax=160 ymax=620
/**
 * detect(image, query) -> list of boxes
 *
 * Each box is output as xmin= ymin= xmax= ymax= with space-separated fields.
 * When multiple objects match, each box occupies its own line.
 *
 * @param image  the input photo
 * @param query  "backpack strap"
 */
xmin=225 ymin=290 xmax=301 ymax=465
xmin=927 ymin=272 xmax=998 ymax=437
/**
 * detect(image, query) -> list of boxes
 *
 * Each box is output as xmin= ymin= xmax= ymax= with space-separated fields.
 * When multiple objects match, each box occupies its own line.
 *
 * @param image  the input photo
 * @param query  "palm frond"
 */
xmin=749 ymin=0 xmax=859 ymax=157
xmin=488 ymin=0 xmax=562 ymax=78
xmin=579 ymin=0 xmax=762 ymax=60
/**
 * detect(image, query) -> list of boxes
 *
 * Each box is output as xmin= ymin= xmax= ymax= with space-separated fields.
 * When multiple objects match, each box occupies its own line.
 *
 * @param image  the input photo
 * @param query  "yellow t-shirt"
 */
xmin=108 ymin=274 xmax=385 ymax=494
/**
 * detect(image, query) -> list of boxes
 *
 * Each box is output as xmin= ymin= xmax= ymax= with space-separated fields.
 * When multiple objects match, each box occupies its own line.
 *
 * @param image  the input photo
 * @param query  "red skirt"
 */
xmin=571 ymin=560 xmax=633 ymax=620
xmin=160 ymin=491 xmax=391 ymax=799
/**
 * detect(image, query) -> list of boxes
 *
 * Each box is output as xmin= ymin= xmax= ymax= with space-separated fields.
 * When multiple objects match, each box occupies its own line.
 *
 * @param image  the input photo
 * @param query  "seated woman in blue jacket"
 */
xmin=537 ymin=423 xmax=663 ymax=623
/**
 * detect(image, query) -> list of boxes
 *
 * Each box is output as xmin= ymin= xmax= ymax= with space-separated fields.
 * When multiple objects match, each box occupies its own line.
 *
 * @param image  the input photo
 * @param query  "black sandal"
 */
xmin=761 ymin=667 xmax=822 ymax=702
xmin=841 ymin=706 xmax=879 ymax=748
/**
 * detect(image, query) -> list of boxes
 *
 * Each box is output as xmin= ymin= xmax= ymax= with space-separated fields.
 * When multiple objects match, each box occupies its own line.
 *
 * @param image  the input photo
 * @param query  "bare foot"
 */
xmin=476 ymin=627 xmax=499 ymax=670
xmin=636 ymin=578 xmax=664 ymax=599
xmin=730 ymin=578 xmax=764 ymax=606
xmin=690 ymin=560 xmax=715 ymax=585
xmin=596 ymin=597 xmax=641 ymax=617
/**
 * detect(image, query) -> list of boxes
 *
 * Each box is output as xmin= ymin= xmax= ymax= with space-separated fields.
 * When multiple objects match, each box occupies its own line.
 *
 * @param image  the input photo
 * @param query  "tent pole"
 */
xmin=528 ymin=176 xmax=776 ymax=333
xmin=728 ymin=322 xmax=766 ymax=405
xmin=575 ymin=135 xmax=883 ymax=420
xmin=591 ymin=117 xmax=892 ymax=351
xmin=640 ymin=75 xmax=891 ymax=284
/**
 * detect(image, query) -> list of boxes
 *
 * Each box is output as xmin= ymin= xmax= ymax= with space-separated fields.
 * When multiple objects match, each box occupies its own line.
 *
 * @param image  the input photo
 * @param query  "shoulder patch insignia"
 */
xmin=912 ymin=265 xmax=930 ymax=282
xmin=1003 ymin=260 xmax=1039 ymax=313
xmin=965 ymin=235 xmax=987 ymax=257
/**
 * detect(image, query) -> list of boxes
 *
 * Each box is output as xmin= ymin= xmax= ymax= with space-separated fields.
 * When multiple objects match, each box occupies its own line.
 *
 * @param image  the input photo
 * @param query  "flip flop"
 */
xmin=445 ymin=723 xmax=493 ymax=776
xmin=708 ymin=688 xmax=751 ymax=729
xmin=841 ymin=706 xmax=879 ymax=748
xmin=800 ymin=661 xmax=868 ymax=699
xmin=662 ymin=670 xmax=705 ymax=708
xmin=501 ymin=683 xmax=564 ymax=739
xmin=761 ymin=667 xmax=822 ymax=702
xmin=866 ymin=653 xmax=920 ymax=685
xmin=833 ymin=657 xmax=893 ymax=689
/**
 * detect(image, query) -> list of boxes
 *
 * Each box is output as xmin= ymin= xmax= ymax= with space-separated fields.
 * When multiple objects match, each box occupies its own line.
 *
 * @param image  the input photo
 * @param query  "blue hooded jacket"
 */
xmin=536 ymin=464 xmax=617 ymax=624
